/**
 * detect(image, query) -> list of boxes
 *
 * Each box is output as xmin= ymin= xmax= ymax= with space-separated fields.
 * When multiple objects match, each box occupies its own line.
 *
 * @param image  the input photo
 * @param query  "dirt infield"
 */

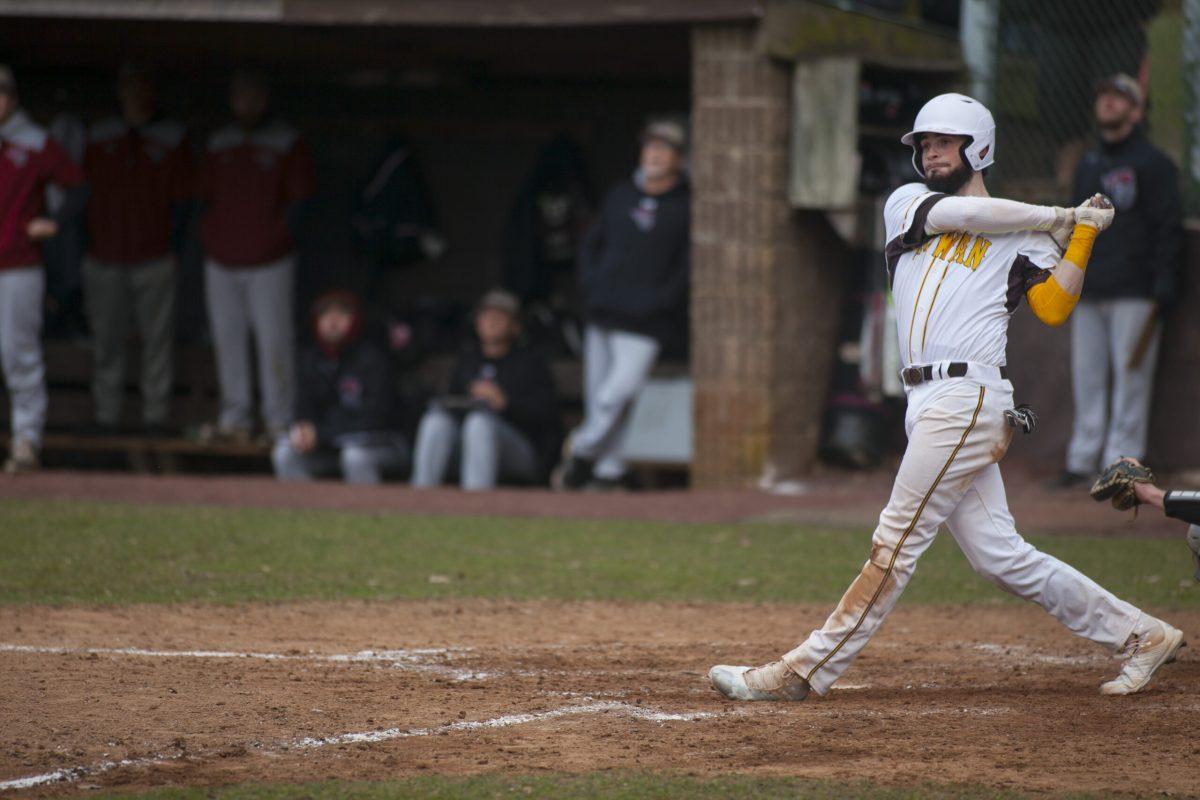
xmin=3 ymin=600 xmax=1197 ymax=797
xmin=0 ymin=467 xmax=1187 ymax=537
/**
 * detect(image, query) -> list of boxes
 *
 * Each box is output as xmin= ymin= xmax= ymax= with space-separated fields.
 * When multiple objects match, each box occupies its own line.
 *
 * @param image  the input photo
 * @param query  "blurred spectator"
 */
xmin=42 ymin=88 xmax=87 ymax=340
xmin=200 ymin=70 xmax=315 ymax=441
xmin=272 ymin=289 xmax=408 ymax=484
xmin=0 ymin=65 xmax=87 ymax=473
xmin=1054 ymin=74 xmax=1182 ymax=487
xmin=83 ymin=64 xmax=192 ymax=434
xmin=412 ymin=289 xmax=560 ymax=491
xmin=554 ymin=118 xmax=690 ymax=491
xmin=503 ymin=134 xmax=593 ymax=358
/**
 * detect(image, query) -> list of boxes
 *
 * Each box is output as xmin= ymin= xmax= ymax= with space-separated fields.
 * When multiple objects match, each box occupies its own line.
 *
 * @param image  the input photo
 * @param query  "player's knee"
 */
xmin=462 ymin=410 xmax=497 ymax=441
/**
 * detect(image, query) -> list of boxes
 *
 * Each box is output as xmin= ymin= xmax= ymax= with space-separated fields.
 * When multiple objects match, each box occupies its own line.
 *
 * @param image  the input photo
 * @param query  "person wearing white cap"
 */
xmin=554 ymin=117 xmax=690 ymax=490
xmin=709 ymin=93 xmax=1183 ymax=702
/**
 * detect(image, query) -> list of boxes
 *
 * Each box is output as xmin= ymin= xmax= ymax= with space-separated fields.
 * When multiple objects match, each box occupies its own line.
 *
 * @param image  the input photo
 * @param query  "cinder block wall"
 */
xmin=690 ymin=23 xmax=848 ymax=488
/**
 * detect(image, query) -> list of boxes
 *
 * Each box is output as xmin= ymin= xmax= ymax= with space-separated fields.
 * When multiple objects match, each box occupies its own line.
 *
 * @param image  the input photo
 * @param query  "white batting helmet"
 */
xmin=901 ymin=93 xmax=996 ymax=178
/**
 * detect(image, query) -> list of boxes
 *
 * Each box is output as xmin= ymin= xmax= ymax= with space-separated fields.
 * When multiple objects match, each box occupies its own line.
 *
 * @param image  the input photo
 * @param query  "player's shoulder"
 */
xmin=885 ymin=182 xmax=931 ymax=209
xmin=142 ymin=119 xmax=187 ymax=150
xmin=88 ymin=116 xmax=125 ymax=144
xmin=3 ymin=110 xmax=48 ymax=152
xmin=207 ymin=123 xmax=243 ymax=152
xmin=250 ymin=120 xmax=300 ymax=154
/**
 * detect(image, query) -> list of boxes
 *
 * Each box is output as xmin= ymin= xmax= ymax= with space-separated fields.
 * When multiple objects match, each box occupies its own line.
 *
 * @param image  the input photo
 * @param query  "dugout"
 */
xmin=0 ymin=0 xmax=976 ymax=486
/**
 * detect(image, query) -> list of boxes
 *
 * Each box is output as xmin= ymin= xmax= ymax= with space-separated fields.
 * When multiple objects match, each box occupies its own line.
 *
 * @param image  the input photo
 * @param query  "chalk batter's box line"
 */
xmin=0 ymin=699 xmax=745 ymax=793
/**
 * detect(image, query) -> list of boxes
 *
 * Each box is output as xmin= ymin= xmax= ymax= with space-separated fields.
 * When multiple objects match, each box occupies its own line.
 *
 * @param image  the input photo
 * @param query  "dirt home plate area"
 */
xmin=2 ymin=600 xmax=1198 ymax=797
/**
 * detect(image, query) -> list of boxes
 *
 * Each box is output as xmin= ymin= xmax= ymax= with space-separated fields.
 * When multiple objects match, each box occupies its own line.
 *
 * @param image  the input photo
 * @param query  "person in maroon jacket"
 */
xmin=199 ymin=70 xmax=315 ymax=441
xmin=83 ymin=64 xmax=192 ymax=434
xmin=0 ymin=65 xmax=87 ymax=473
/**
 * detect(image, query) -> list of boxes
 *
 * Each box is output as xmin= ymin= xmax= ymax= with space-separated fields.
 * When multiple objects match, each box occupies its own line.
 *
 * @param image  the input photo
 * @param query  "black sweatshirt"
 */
xmin=578 ymin=175 xmax=690 ymax=343
xmin=447 ymin=342 xmax=561 ymax=473
xmin=1072 ymin=128 xmax=1182 ymax=306
xmin=296 ymin=337 xmax=396 ymax=445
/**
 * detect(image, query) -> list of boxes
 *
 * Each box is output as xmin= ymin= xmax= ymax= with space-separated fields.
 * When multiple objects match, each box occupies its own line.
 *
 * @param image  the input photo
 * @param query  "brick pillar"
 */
xmin=691 ymin=23 xmax=848 ymax=488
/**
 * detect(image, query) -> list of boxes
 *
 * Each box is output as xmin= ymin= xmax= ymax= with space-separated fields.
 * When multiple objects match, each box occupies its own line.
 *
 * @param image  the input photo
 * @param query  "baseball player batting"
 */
xmin=710 ymin=93 xmax=1185 ymax=702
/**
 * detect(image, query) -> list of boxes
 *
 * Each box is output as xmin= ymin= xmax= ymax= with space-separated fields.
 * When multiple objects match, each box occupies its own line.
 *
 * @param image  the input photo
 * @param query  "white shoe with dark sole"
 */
xmin=709 ymin=663 xmax=809 ymax=701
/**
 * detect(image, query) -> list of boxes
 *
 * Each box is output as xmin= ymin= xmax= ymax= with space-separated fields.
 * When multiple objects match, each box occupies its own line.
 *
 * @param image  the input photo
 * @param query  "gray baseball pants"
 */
xmin=272 ymin=434 xmax=409 ymax=485
xmin=1066 ymin=298 xmax=1160 ymax=475
xmin=412 ymin=405 xmax=539 ymax=490
xmin=0 ymin=267 xmax=47 ymax=448
xmin=570 ymin=324 xmax=659 ymax=480
xmin=84 ymin=255 xmax=176 ymax=427
xmin=204 ymin=256 xmax=296 ymax=435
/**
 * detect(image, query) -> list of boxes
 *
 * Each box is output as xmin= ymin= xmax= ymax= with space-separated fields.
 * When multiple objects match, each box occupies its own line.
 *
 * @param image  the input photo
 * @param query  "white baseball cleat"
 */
xmin=1100 ymin=618 xmax=1186 ymax=696
xmin=709 ymin=661 xmax=809 ymax=701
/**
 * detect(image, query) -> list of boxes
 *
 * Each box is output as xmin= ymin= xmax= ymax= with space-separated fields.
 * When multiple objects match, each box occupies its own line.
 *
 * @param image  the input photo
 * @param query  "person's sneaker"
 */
xmin=193 ymin=422 xmax=252 ymax=446
xmin=551 ymin=455 xmax=594 ymax=491
xmin=1046 ymin=470 xmax=1089 ymax=490
xmin=709 ymin=660 xmax=810 ymax=701
xmin=1100 ymin=617 xmax=1186 ymax=695
xmin=3 ymin=439 xmax=39 ymax=475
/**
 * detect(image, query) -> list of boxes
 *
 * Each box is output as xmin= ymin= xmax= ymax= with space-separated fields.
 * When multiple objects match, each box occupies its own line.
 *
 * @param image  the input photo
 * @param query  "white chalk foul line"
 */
xmin=292 ymin=700 xmax=723 ymax=749
xmin=0 ymin=643 xmax=492 ymax=681
xmin=0 ymin=700 xmax=728 ymax=793
xmin=0 ymin=757 xmax=176 ymax=792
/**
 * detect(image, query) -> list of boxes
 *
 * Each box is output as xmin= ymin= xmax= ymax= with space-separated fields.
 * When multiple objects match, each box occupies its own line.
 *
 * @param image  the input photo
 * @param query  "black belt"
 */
xmin=901 ymin=362 xmax=1008 ymax=388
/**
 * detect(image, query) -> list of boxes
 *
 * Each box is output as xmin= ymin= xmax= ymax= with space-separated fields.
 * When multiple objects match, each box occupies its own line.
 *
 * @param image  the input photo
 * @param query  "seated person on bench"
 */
xmin=272 ymin=289 xmax=408 ymax=484
xmin=411 ymin=289 xmax=560 ymax=490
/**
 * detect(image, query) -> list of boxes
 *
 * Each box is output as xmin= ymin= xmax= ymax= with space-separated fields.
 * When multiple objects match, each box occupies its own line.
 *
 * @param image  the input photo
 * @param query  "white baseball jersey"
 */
xmin=883 ymin=182 xmax=1060 ymax=369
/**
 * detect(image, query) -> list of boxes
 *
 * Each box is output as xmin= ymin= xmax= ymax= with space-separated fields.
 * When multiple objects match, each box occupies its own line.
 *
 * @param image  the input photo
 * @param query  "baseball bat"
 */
xmin=1126 ymin=304 xmax=1158 ymax=371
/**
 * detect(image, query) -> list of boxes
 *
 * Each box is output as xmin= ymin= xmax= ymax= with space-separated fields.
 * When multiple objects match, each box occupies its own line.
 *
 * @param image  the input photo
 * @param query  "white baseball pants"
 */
xmin=570 ymin=324 xmax=659 ymax=480
xmin=782 ymin=377 xmax=1144 ymax=696
xmin=1066 ymin=298 xmax=1160 ymax=474
xmin=204 ymin=256 xmax=296 ymax=435
xmin=0 ymin=267 xmax=47 ymax=448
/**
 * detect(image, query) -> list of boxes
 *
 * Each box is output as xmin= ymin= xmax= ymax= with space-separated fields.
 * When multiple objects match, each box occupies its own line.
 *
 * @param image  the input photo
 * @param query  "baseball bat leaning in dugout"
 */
xmin=1127 ymin=305 xmax=1158 ymax=371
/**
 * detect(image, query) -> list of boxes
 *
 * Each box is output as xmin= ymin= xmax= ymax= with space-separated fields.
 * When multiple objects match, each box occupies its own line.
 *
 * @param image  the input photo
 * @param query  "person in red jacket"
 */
xmin=199 ymin=70 xmax=314 ymax=441
xmin=0 ymin=65 xmax=87 ymax=473
xmin=83 ymin=64 xmax=192 ymax=434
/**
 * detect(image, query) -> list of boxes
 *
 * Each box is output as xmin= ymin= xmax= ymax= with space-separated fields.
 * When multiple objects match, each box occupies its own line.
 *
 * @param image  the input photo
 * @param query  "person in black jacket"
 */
xmin=411 ymin=289 xmax=560 ymax=490
xmin=1053 ymin=74 xmax=1182 ymax=488
xmin=271 ymin=290 xmax=409 ymax=484
xmin=554 ymin=118 xmax=690 ymax=490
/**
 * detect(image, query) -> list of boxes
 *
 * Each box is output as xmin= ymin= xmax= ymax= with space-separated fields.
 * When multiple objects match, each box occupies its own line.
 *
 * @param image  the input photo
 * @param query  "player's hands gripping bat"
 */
xmin=1090 ymin=457 xmax=1155 ymax=511
xmin=1075 ymin=193 xmax=1115 ymax=233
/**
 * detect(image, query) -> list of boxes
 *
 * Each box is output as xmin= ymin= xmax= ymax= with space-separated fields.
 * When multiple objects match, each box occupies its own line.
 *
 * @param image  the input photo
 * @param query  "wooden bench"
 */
xmin=1 ymin=340 xmax=689 ymax=480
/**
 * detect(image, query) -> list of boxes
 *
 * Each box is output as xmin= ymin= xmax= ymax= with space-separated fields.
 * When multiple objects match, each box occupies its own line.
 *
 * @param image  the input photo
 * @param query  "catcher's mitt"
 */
xmin=1090 ymin=458 xmax=1155 ymax=511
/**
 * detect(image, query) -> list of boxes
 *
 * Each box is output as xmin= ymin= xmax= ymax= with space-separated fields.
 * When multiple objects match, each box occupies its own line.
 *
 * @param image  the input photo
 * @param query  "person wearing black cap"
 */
xmin=554 ymin=118 xmax=690 ymax=490
xmin=411 ymin=289 xmax=560 ymax=490
xmin=1053 ymin=74 xmax=1182 ymax=489
xmin=271 ymin=290 xmax=408 ymax=484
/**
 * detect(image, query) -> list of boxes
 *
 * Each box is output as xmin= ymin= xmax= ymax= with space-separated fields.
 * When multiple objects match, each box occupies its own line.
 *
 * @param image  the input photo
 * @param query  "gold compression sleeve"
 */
xmin=1026 ymin=224 xmax=1098 ymax=327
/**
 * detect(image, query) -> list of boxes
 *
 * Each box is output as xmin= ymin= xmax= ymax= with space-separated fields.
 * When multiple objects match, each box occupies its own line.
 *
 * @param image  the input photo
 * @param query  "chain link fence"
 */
xmin=963 ymin=0 xmax=1188 ymax=210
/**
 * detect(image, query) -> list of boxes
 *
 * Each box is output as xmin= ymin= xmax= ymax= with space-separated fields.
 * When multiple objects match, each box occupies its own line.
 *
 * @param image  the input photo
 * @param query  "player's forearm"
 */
xmin=925 ymin=196 xmax=1062 ymax=236
xmin=1025 ymin=224 xmax=1097 ymax=327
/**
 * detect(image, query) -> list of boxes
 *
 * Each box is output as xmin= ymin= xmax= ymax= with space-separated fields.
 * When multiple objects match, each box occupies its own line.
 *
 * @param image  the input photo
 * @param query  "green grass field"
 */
xmin=4 ymin=499 xmax=1194 ymax=799
xmin=1 ymin=500 xmax=1195 ymax=608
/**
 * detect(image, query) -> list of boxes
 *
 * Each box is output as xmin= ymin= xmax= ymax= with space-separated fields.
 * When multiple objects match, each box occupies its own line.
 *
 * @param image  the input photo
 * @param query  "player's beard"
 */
xmin=925 ymin=161 xmax=973 ymax=194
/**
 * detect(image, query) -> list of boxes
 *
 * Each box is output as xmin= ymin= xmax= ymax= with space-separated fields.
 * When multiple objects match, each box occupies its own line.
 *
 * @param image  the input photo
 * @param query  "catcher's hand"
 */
xmin=1090 ymin=457 xmax=1155 ymax=511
